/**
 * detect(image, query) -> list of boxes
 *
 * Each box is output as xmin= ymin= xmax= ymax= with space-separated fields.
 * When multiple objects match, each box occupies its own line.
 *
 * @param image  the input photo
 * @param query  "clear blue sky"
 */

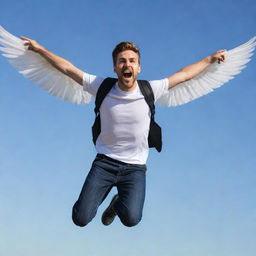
xmin=0 ymin=0 xmax=255 ymax=255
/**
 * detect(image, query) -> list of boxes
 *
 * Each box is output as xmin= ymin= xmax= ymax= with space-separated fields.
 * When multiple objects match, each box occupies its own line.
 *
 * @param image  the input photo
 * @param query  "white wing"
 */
xmin=0 ymin=26 xmax=91 ymax=104
xmin=157 ymin=36 xmax=256 ymax=107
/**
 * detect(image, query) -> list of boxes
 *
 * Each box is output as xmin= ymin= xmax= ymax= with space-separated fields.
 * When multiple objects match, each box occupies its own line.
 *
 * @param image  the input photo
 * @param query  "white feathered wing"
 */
xmin=157 ymin=36 xmax=256 ymax=107
xmin=0 ymin=26 xmax=91 ymax=104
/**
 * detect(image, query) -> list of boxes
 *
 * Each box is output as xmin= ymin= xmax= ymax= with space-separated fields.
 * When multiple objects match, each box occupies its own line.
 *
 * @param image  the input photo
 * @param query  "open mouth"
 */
xmin=122 ymin=71 xmax=133 ymax=78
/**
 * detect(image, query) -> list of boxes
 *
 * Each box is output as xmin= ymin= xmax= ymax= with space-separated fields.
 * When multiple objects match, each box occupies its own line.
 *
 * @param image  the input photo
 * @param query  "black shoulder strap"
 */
xmin=95 ymin=78 xmax=155 ymax=117
xmin=94 ymin=77 xmax=117 ymax=115
xmin=137 ymin=80 xmax=155 ymax=119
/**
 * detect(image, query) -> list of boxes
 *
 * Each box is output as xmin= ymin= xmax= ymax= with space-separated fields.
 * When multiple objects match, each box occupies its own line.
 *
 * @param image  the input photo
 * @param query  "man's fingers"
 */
xmin=20 ymin=36 xmax=33 ymax=41
xmin=20 ymin=36 xmax=33 ymax=48
xmin=20 ymin=36 xmax=30 ymax=41
xmin=217 ymin=55 xmax=225 ymax=64
xmin=20 ymin=36 xmax=33 ymax=44
xmin=212 ymin=49 xmax=227 ymax=64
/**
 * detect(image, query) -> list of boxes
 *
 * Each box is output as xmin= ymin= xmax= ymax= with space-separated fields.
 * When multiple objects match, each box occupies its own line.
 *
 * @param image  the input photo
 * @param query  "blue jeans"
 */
xmin=72 ymin=154 xmax=147 ymax=227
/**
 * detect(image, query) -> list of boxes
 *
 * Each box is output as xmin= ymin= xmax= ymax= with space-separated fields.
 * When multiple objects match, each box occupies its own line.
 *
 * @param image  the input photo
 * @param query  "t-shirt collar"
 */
xmin=115 ymin=81 xmax=139 ymax=94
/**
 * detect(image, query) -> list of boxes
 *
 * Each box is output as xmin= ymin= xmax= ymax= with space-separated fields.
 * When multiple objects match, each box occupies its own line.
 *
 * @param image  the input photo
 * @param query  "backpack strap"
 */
xmin=92 ymin=77 xmax=117 ymax=145
xmin=138 ymin=80 xmax=162 ymax=152
xmin=137 ymin=80 xmax=155 ymax=119
xmin=94 ymin=77 xmax=117 ymax=115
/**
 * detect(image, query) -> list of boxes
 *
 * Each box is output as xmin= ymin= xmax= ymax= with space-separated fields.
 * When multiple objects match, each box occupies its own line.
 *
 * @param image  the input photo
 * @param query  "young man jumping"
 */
xmin=15 ymin=37 xmax=226 ymax=227
xmin=2 ymin=26 xmax=253 ymax=227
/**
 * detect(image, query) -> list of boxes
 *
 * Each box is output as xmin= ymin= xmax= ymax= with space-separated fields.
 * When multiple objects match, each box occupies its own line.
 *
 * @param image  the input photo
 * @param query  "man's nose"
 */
xmin=124 ymin=61 xmax=131 ymax=67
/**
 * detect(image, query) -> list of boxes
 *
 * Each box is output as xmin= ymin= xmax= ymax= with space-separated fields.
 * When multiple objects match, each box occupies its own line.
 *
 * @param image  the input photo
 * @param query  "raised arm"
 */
xmin=168 ymin=50 xmax=226 ymax=89
xmin=0 ymin=26 xmax=91 ymax=104
xmin=20 ymin=36 xmax=84 ymax=86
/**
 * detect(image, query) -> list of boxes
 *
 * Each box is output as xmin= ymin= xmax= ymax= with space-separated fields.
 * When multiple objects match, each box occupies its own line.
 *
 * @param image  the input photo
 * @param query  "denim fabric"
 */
xmin=72 ymin=154 xmax=147 ymax=227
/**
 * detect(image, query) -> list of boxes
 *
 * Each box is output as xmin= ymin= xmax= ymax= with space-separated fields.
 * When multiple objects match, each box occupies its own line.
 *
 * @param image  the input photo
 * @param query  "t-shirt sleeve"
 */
xmin=83 ymin=72 xmax=105 ymax=97
xmin=149 ymin=78 xmax=169 ymax=102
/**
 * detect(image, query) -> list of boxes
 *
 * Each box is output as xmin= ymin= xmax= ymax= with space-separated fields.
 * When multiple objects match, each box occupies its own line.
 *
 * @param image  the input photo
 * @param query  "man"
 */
xmin=18 ymin=37 xmax=225 ymax=227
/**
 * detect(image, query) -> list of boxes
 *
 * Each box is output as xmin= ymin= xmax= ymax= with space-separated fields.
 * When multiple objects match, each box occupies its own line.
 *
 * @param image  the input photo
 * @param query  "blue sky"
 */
xmin=0 ymin=0 xmax=255 ymax=255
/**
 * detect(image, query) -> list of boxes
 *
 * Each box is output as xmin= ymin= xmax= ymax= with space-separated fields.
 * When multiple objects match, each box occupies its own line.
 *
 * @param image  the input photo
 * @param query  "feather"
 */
xmin=157 ymin=36 xmax=256 ymax=107
xmin=0 ymin=26 xmax=91 ymax=104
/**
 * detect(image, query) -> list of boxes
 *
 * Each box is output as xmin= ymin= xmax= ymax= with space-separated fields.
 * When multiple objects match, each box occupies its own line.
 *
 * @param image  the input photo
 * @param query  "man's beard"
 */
xmin=119 ymin=67 xmax=138 ymax=87
xmin=119 ymin=73 xmax=137 ymax=88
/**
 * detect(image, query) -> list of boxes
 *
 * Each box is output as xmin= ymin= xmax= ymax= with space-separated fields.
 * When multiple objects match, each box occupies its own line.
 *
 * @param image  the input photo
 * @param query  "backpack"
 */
xmin=92 ymin=77 xmax=162 ymax=152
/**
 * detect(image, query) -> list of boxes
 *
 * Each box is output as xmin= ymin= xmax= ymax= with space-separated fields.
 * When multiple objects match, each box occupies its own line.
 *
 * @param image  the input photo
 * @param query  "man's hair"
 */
xmin=112 ymin=41 xmax=140 ymax=65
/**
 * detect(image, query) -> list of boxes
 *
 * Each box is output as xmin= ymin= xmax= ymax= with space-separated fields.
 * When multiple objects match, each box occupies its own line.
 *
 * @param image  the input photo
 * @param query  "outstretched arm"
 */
xmin=168 ymin=50 xmax=226 ymax=89
xmin=20 ymin=36 xmax=84 ymax=86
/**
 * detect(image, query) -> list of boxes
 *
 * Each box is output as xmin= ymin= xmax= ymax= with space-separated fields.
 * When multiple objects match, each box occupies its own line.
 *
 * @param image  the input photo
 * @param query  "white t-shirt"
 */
xmin=83 ymin=72 xmax=169 ymax=164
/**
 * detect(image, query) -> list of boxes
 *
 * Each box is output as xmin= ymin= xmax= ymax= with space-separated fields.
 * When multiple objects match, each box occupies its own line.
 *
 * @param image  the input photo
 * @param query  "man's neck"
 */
xmin=117 ymin=80 xmax=137 ymax=92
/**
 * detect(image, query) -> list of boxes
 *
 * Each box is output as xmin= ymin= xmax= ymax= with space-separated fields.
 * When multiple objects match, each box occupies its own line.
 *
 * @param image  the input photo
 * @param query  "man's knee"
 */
xmin=72 ymin=213 xmax=92 ymax=227
xmin=72 ymin=204 xmax=95 ymax=227
xmin=120 ymin=213 xmax=142 ymax=227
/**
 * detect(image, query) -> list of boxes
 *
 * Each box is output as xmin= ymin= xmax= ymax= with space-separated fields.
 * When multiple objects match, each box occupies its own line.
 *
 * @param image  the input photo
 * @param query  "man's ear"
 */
xmin=138 ymin=65 xmax=141 ymax=73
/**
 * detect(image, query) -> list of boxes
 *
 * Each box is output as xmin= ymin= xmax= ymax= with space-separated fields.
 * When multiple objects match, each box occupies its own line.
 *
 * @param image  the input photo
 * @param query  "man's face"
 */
xmin=114 ymin=50 xmax=141 ymax=91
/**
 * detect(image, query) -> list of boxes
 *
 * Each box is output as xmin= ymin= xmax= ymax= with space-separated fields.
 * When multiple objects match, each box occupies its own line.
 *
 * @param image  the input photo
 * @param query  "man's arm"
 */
xmin=20 ymin=36 xmax=84 ymax=86
xmin=168 ymin=50 xmax=226 ymax=89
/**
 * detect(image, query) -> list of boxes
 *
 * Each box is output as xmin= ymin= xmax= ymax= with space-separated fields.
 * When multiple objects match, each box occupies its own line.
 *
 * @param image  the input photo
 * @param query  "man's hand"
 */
xmin=20 ymin=36 xmax=44 ymax=52
xmin=208 ymin=50 xmax=226 ymax=64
